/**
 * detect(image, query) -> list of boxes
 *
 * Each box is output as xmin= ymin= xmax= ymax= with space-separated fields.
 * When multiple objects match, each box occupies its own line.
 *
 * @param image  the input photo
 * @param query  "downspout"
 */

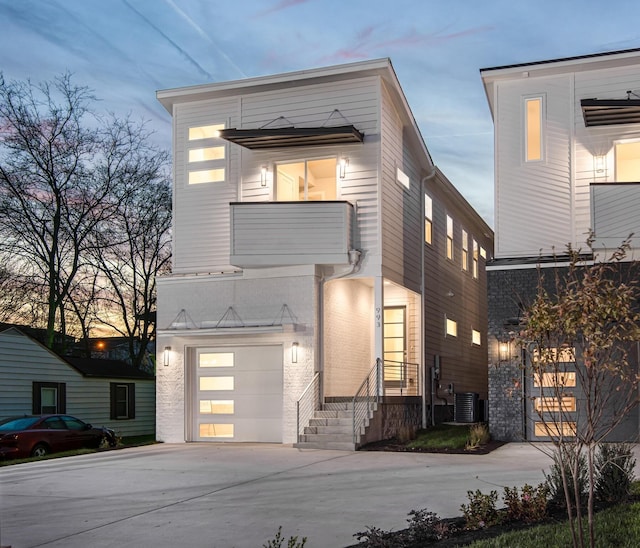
xmin=421 ymin=166 xmax=437 ymax=428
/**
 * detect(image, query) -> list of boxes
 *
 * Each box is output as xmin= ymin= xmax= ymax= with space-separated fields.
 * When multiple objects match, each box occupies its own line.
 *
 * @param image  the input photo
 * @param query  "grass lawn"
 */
xmin=0 ymin=434 xmax=157 ymax=466
xmin=406 ymin=424 xmax=472 ymax=450
xmin=468 ymin=502 xmax=640 ymax=547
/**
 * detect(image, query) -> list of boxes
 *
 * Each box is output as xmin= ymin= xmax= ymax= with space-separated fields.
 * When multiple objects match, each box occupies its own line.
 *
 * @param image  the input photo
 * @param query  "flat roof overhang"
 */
xmin=218 ymin=125 xmax=364 ymax=149
xmin=581 ymin=98 xmax=640 ymax=127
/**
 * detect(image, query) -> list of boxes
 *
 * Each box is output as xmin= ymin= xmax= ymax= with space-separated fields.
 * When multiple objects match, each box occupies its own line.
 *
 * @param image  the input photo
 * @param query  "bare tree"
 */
xmin=90 ymin=124 xmax=171 ymax=369
xmin=520 ymin=238 xmax=640 ymax=548
xmin=0 ymin=72 xmax=124 ymax=350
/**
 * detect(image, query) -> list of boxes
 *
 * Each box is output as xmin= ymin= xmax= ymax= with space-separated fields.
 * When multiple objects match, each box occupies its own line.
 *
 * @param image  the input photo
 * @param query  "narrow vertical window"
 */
xmin=445 ymin=317 xmax=457 ymax=337
xmin=525 ymin=97 xmax=543 ymax=162
xmin=187 ymin=123 xmax=226 ymax=184
xmin=424 ymin=194 xmax=433 ymax=244
xmin=446 ymin=215 xmax=454 ymax=260
xmin=461 ymin=229 xmax=468 ymax=271
xmin=472 ymin=239 xmax=479 ymax=279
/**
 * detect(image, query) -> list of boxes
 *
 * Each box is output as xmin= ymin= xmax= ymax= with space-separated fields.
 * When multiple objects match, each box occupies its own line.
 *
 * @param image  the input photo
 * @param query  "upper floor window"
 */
xmin=472 ymin=239 xmax=479 ymax=279
xmin=472 ymin=329 xmax=481 ymax=346
xmin=424 ymin=194 xmax=433 ymax=244
xmin=525 ymin=96 xmax=544 ymax=162
xmin=461 ymin=229 xmax=468 ymax=271
xmin=445 ymin=317 xmax=457 ymax=337
xmin=187 ymin=123 xmax=226 ymax=185
xmin=397 ymin=167 xmax=410 ymax=190
xmin=276 ymin=158 xmax=337 ymax=201
xmin=615 ymin=140 xmax=640 ymax=182
xmin=446 ymin=215 xmax=454 ymax=260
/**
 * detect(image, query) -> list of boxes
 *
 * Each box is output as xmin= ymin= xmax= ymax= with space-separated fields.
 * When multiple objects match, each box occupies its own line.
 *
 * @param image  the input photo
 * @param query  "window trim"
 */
xmin=524 ymin=95 xmax=545 ymax=163
xmin=32 ymin=382 xmax=66 ymax=414
xmin=424 ymin=193 xmax=433 ymax=244
xmin=110 ymin=382 xmax=136 ymax=420
xmin=186 ymin=122 xmax=227 ymax=186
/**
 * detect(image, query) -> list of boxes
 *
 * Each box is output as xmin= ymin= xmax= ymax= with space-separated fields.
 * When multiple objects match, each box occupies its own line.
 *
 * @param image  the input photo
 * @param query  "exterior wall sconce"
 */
xmin=594 ymin=155 xmax=606 ymax=174
xmin=499 ymin=341 xmax=509 ymax=362
xmin=339 ymin=157 xmax=348 ymax=179
xmin=291 ymin=342 xmax=298 ymax=363
xmin=261 ymin=165 xmax=268 ymax=187
xmin=163 ymin=346 xmax=171 ymax=367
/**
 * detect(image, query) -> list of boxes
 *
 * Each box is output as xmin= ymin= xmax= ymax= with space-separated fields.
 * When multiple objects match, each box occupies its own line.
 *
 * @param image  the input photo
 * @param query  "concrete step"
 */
xmin=308 ymin=417 xmax=352 ymax=427
xmin=293 ymin=441 xmax=356 ymax=451
xmin=298 ymin=432 xmax=354 ymax=443
xmin=304 ymin=424 xmax=353 ymax=435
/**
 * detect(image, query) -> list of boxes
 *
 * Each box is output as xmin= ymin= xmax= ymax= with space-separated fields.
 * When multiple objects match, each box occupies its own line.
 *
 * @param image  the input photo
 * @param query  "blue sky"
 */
xmin=2 ymin=0 xmax=640 ymax=225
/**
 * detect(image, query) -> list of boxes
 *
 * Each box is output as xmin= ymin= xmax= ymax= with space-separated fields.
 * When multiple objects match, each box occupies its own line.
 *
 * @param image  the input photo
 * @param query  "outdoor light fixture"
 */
xmin=163 ymin=346 xmax=171 ymax=367
xmin=291 ymin=342 xmax=298 ymax=363
xmin=261 ymin=165 xmax=268 ymax=187
xmin=499 ymin=341 xmax=509 ymax=362
xmin=339 ymin=157 xmax=348 ymax=179
xmin=594 ymin=155 xmax=606 ymax=174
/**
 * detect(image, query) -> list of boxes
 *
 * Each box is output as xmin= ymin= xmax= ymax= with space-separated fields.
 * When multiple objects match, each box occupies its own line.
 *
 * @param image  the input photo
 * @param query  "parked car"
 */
xmin=0 ymin=414 xmax=116 ymax=459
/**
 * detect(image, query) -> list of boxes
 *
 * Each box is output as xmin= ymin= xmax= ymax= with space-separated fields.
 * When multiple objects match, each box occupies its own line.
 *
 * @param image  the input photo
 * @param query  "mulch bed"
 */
xmin=359 ymin=438 xmax=506 ymax=455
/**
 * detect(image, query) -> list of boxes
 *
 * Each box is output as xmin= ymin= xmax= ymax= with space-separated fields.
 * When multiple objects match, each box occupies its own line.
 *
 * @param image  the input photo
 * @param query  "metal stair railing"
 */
xmin=381 ymin=359 xmax=420 ymax=395
xmin=296 ymin=372 xmax=321 ymax=442
xmin=352 ymin=358 xmax=382 ymax=443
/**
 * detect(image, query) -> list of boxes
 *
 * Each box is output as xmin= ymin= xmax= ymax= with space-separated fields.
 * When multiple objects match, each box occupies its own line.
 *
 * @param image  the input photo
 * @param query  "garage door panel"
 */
xmin=194 ymin=345 xmax=283 ymax=442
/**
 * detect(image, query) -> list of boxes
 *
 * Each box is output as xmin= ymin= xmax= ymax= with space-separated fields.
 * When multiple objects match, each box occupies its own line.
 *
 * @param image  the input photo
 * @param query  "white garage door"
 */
xmin=193 ymin=345 xmax=283 ymax=442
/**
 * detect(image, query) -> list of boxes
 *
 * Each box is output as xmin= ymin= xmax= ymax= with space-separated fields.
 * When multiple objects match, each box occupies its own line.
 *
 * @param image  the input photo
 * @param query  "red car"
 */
xmin=0 ymin=415 xmax=116 ymax=459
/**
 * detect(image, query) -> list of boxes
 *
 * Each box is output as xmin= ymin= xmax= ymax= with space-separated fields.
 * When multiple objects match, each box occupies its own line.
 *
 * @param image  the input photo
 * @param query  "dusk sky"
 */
xmin=2 ymin=1 xmax=640 ymax=225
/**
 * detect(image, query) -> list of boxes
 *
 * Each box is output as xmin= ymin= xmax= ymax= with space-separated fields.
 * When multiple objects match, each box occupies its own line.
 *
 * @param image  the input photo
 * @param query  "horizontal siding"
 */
xmin=0 ymin=331 xmax=155 ymax=437
xmin=230 ymin=202 xmax=353 ymax=266
xmin=495 ymin=75 xmax=572 ymax=258
xmin=591 ymin=183 xmax=640 ymax=246
xmin=380 ymin=82 xmax=422 ymax=293
xmin=573 ymin=66 xmax=640 ymax=248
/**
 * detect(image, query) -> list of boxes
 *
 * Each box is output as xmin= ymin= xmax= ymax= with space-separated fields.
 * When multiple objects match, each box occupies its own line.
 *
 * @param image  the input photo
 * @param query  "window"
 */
xmin=187 ymin=123 xmax=226 ymax=184
xmin=535 ymin=397 xmax=576 ymax=412
xmin=534 ymin=422 xmax=576 ymax=437
xmin=199 ymin=400 xmax=234 ymax=414
xmin=199 ymin=423 xmax=234 ymax=438
xmin=199 ymin=353 xmax=234 ymax=367
xmin=472 ymin=239 xmax=479 ymax=279
xmin=446 ymin=215 xmax=454 ymax=260
xmin=32 ymin=382 xmax=66 ymax=414
xmin=534 ymin=372 xmax=576 ymax=388
xmin=276 ymin=158 xmax=337 ymax=201
xmin=461 ymin=230 xmax=468 ymax=271
xmin=424 ymin=194 xmax=433 ymax=244
xmin=200 ymin=377 xmax=234 ymax=391
xmin=525 ymin=96 xmax=543 ymax=162
xmin=396 ymin=167 xmax=410 ymax=189
xmin=445 ymin=317 xmax=457 ymax=337
xmin=472 ymin=329 xmax=481 ymax=346
xmin=110 ymin=383 xmax=135 ymax=420
xmin=615 ymin=140 xmax=640 ymax=182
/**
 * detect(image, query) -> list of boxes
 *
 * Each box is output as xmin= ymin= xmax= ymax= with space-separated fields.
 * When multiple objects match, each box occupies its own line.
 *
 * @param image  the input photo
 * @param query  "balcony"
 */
xmin=590 ymin=183 xmax=640 ymax=249
xmin=230 ymin=201 xmax=355 ymax=267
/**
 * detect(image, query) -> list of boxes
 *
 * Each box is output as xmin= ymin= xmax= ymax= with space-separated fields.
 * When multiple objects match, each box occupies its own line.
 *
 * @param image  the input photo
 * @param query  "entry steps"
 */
xmin=294 ymin=400 xmax=377 ymax=451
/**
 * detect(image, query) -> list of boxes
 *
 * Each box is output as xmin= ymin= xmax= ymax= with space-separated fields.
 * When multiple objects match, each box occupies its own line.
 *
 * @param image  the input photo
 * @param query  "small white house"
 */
xmin=156 ymin=58 xmax=492 ymax=448
xmin=0 ymin=328 xmax=156 ymax=438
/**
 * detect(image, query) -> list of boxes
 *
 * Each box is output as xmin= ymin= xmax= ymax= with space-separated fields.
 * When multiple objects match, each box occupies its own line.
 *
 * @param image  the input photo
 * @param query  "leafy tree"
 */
xmin=520 ymin=238 xmax=640 ymax=548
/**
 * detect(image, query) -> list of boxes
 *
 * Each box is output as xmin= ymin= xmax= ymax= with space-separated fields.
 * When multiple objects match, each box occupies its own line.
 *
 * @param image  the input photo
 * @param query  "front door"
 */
xmin=383 ymin=306 xmax=406 ymax=392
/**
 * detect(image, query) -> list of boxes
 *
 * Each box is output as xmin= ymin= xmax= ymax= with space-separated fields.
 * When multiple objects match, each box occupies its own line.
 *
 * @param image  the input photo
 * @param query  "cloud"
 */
xmin=254 ymin=0 xmax=310 ymax=18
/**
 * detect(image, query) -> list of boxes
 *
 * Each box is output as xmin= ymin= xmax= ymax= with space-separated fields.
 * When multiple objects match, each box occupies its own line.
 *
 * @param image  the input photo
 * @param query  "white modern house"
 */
xmin=481 ymin=48 xmax=640 ymax=441
xmin=156 ymin=59 xmax=492 ymax=448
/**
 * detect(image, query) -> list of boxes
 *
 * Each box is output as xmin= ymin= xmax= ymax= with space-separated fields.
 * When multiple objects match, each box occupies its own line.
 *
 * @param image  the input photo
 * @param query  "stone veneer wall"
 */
xmin=359 ymin=397 xmax=422 ymax=446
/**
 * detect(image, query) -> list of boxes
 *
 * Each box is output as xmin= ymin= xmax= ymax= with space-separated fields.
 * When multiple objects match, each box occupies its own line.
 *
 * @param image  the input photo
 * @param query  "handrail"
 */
xmin=381 ymin=359 xmax=419 ymax=395
xmin=352 ymin=358 xmax=382 ymax=443
xmin=296 ymin=372 xmax=321 ymax=442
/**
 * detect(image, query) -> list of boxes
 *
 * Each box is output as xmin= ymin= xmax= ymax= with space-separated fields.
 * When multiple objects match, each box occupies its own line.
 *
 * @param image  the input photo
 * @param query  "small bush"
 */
xmin=353 ymin=525 xmax=395 ymax=547
xmin=460 ymin=489 xmax=501 ymax=529
xmin=595 ymin=443 xmax=636 ymax=504
xmin=544 ymin=449 xmax=588 ymax=509
xmin=263 ymin=526 xmax=307 ymax=548
xmin=405 ymin=508 xmax=450 ymax=543
xmin=466 ymin=423 xmax=490 ymax=450
xmin=503 ymin=483 xmax=549 ymax=523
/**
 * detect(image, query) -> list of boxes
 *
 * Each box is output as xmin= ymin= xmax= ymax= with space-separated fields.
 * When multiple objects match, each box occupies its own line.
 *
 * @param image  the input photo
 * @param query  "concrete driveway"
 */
xmin=0 ymin=443 xmax=557 ymax=548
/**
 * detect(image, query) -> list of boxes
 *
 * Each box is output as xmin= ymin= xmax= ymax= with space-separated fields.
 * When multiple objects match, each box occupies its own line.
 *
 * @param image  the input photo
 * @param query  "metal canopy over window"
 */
xmin=581 ymin=98 xmax=640 ymax=127
xmin=218 ymin=125 xmax=364 ymax=149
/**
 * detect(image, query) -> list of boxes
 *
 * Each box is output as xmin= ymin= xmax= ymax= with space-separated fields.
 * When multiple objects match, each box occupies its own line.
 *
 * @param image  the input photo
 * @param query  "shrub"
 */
xmin=460 ymin=489 xmax=501 ymax=529
xmin=544 ymin=449 xmax=588 ymax=509
xmin=263 ymin=526 xmax=307 ymax=548
xmin=503 ymin=483 xmax=549 ymax=523
xmin=353 ymin=525 xmax=395 ymax=547
xmin=466 ymin=423 xmax=490 ymax=450
xmin=595 ymin=443 xmax=636 ymax=504
xmin=406 ymin=508 xmax=449 ymax=543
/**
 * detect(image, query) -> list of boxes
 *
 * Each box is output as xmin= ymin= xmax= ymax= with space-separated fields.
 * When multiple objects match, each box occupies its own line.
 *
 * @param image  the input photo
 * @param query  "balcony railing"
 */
xmin=590 ymin=183 xmax=640 ymax=249
xmin=230 ymin=201 xmax=355 ymax=267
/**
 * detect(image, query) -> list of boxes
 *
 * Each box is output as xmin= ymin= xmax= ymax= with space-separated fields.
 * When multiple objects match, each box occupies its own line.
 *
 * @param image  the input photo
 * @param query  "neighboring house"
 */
xmin=481 ymin=48 xmax=640 ymax=441
xmin=156 ymin=58 xmax=492 ymax=448
xmin=0 ymin=328 xmax=156 ymax=437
